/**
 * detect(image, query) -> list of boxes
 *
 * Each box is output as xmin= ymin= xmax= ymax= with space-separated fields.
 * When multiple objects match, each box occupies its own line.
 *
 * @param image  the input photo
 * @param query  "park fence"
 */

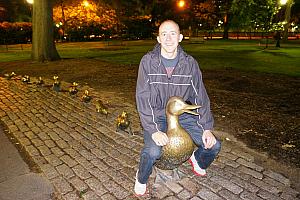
xmin=190 ymin=31 xmax=300 ymax=40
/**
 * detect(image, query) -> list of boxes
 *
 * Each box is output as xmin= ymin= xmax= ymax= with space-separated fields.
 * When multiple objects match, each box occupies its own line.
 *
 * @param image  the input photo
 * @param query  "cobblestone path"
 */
xmin=0 ymin=77 xmax=299 ymax=200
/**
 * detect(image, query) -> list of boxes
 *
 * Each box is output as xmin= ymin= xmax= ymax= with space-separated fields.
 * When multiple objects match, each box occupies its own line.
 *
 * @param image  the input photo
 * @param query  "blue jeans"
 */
xmin=137 ymin=115 xmax=221 ymax=184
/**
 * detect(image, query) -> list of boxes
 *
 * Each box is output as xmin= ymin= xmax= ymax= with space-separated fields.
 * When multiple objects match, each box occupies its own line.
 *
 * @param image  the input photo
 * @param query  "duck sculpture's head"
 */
xmin=166 ymin=96 xmax=201 ymax=116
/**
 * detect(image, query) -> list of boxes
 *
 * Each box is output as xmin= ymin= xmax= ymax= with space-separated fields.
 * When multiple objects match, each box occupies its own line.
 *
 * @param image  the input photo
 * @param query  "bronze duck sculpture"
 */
xmin=21 ymin=75 xmax=30 ymax=83
xmin=116 ymin=111 xmax=132 ymax=135
xmin=81 ymin=90 xmax=92 ymax=103
xmin=156 ymin=96 xmax=201 ymax=170
xmin=36 ymin=77 xmax=44 ymax=86
xmin=52 ymin=76 xmax=61 ymax=92
xmin=95 ymin=99 xmax=108 ymax=116
xmin=69 ymin=82 xmax=79 ymax=96
xmin=4 ymin=72 xmax=16 ymax=80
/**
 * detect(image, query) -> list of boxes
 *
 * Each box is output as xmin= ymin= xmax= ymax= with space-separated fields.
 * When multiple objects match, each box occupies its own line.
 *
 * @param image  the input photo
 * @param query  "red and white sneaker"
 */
xmin=134 ymin=170 xmax=147 ymax=196
xmin=188 ymin=152 xmax=207 ymax=176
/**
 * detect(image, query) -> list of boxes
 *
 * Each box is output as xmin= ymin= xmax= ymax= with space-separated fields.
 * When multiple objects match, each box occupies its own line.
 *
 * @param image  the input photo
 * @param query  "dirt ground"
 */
xmin=0 ymin=58 xmax=299 ymax=171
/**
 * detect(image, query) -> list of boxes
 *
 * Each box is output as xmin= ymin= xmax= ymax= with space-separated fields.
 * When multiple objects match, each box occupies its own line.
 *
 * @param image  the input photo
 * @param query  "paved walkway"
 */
xmin=0 ymin=124 xmax=54 ymax=200
xmin=0 ymin=77 xmax=299 ymax=200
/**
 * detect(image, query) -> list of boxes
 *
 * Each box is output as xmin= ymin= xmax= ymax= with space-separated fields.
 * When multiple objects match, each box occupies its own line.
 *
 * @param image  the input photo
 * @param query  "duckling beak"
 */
xmin=182 ymin=105 xmax=201 ymax=115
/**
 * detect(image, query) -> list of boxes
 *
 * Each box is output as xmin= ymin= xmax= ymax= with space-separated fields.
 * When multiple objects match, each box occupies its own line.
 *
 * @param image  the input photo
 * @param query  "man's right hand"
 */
xmin=152 ymin=131 xmax=169 ymax=146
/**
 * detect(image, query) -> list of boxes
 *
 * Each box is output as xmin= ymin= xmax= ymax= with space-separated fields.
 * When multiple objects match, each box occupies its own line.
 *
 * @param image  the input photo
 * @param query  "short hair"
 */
xmin=159 ymin=20 xmax=180 ymax=34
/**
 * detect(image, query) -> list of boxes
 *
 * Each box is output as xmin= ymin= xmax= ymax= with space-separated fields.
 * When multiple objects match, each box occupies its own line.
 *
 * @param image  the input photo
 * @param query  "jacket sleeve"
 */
xmin=191 ymin=59 xmax=214 ymax=131
xmin=136 ymin=57 xmax=160 ymax=135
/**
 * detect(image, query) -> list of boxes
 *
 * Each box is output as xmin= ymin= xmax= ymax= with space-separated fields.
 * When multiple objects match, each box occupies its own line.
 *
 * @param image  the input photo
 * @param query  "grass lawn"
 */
xmin=0 ymin=39 xmax=299 ymax=77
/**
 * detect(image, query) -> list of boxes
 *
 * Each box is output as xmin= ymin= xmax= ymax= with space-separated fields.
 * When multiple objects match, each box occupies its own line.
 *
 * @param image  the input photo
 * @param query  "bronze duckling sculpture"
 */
xmin=52 ymin=76 xmax=61 ymax=92
xmin=81 ymin=90 xmax=92 ymax=103
xmin=36 ymin=77 xmax=44 ymax=86
xmin=155 ymin=96 xmax=201 ymax=170
xmin=69 ymin=82 xmax=79 ymax=96
xmin=116 ymin=111 xmax=132 ymax=135
xmin=21 ymin=75 xmax=30 ymax=83
xmin=4 ymin=72 xmax=16 ymax=80
xmin=95 ymin=99 xmax=108 ymax=116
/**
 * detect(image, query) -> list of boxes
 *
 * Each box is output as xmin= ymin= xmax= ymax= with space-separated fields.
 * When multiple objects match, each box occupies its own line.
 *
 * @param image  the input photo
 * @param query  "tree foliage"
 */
xmin=3 ymin=0 xmax=299 ymax=42
xmin=191 ymin=0 xmax=219 ymax=30
xmin=231 ymin=0 xmax=277 ymax=31
xmin=0 ymin=22 xmax=32 ymax=44
xmin=0 ymin=0 xmax=31 ymax=22
xmin=53 ymin=0 xmax=119 ymax=38
xmin=291 ymin=1 xmax=300 ymax=24
xmin=99 ymin=0 xmax=156 ymax=39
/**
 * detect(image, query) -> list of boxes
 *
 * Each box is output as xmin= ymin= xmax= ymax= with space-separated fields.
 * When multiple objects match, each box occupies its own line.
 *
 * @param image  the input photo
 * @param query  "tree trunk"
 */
xmin=32 ymin=0 xmax=60 ymax=62
xmin=283 ymin=0 xmax=293 ymax=41
xmin=223 ymin=13 xmax=229 ymax=39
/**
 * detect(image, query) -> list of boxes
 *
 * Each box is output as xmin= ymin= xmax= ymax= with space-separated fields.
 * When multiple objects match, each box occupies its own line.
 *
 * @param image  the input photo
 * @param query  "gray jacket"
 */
xmin=136 ymin=43 xmax=213 ymax=135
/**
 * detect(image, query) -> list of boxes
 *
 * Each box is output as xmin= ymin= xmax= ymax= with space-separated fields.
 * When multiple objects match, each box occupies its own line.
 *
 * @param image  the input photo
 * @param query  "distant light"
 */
xmin=83 ymin=0 xmax=89 ymax=7
xmin=177 ymin=0 xmax=185 ymax=8
xmin=27 ymin=0 xmax=33 ymax=4
xmin=280 ymin=0 xmax=288 ymax=5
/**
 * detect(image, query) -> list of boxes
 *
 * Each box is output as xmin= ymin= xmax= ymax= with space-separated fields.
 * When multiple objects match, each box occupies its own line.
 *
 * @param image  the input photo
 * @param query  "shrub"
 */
xmin=0 ymin=22 xmax=32 ymax=44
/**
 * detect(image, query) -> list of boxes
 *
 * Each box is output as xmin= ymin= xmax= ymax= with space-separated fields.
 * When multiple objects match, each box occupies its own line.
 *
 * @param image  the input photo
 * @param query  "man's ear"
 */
xmin=157 ymin=36 xmax=161 ymax=43
xmin=179 ymin=34 xmax=183 ymax=42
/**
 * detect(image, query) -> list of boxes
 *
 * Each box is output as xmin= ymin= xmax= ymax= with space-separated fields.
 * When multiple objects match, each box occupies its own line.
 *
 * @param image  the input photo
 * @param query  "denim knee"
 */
xmin=142 ymin=146 xmax=161 ymax=161
xmin=138 ymin=147 xmax=161 ymax=184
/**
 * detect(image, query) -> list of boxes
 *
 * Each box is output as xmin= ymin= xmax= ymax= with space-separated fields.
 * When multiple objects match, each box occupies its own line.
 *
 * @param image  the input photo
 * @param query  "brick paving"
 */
xmin=0 ymin=77 xmax=299 ymax=200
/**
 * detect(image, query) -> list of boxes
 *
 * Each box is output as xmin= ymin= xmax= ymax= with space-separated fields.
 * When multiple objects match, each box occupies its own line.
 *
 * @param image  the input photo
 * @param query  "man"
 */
xmin=134 ymin=20 xmax=221 ymax=196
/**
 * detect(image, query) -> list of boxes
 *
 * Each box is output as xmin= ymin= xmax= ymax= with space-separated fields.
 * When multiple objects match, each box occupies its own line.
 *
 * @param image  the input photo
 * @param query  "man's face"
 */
xmin=157 ymin=21 xmax=183 ymax=56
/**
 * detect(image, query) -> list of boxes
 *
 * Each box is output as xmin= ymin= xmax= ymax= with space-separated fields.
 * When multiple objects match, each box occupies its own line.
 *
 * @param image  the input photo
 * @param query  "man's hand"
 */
xmin=202 ymin=130 xmax=216 ymax=149
xmin=152 ymin=131 xmax=169 ymax=146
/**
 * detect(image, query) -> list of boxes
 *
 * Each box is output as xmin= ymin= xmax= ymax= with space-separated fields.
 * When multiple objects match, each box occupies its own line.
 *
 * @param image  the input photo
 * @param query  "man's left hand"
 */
xmin=202 ymin=130 xmax=217 ymax=149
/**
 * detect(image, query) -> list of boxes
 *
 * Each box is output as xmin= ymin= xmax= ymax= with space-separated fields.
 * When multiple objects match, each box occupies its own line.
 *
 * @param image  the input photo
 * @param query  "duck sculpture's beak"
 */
xmin=182 ymin=104 xmax=201 ymax=115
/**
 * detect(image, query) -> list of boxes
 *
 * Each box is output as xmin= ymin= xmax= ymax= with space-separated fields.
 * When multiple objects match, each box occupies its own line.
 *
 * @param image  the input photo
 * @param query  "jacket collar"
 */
xmin=150 ymin=43 xmax=188 ymax=69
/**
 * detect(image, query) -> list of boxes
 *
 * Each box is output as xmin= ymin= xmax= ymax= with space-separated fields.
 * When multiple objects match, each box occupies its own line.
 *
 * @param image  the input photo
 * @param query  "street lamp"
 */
xmin=177 ymin=0 xmax=185 ymax=9
xmin=26 ymin=0 xmax=33 ymax=4
xmin=176 ymin=0 xmax=192 ymax=37
xmin=280 ymin=0 xmax=288 ymax=5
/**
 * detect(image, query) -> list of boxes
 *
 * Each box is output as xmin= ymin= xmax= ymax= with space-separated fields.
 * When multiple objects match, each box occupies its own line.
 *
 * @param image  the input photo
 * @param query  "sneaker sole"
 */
xmin=134 ymin=188 xmax=149 ymax=197
xmin=188 ymin=159 xmax=206 ymax=176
